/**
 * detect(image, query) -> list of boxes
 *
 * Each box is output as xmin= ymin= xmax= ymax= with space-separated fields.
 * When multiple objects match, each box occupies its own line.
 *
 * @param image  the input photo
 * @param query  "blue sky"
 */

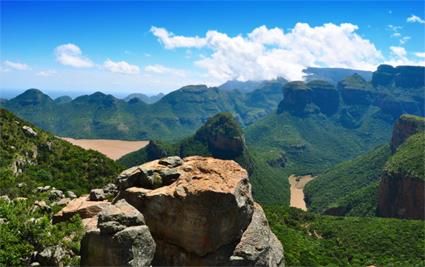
xmin=1 ymin=1 xmax=424 ymax=96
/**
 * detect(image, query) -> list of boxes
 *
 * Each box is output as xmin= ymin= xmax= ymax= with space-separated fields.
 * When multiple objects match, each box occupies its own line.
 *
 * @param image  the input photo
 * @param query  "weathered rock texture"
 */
xmin=117 ymin=156 xmax=284 ymax=266
xmin=390 ymin=114 xmax=425 ymax=153
xmin=80 ymin=199 xmax=156 ymax=266
xmin=378 ymin=174 xmax=424 ymax=220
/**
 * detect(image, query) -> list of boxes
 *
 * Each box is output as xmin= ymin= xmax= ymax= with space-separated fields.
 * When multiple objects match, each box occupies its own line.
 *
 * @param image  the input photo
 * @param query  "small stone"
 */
xmin=49 ymin=189 xmax=64 ymax=201
xmin=22 ymin=125 xmax=38 ymax=137
xmin=66 ymin=191 xmax=77 ymax=199
xmin=0 ymin=195 xmax=11 ymax=203
xmin=17 ymin=182 xmax=26 ymax=188
xmin=158 ymin=156 xmax=183 ymax=167
xmin=33 ymin=200 xmax=51 ymax=213
xmin=54 ymin=198 xmax=71 ymax=206
xmin=89 ymin=189 xmax=105 ymax=201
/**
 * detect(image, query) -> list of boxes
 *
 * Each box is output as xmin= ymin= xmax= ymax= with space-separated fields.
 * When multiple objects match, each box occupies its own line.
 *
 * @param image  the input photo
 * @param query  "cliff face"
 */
xmin=378 ymin=174 xmax=424 ymax=220
xmin=390 ymin=115 xmax=425 ymax=153
xmin=372 ymin=65 xmax=425 ymax=89
xmin=378 ymin=130 xmax=425 ymax=220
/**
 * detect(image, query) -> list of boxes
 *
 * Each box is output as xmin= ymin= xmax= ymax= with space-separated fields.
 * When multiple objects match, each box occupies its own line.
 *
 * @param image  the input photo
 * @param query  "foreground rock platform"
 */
xmin=117 ymin=156 xmax=284 ymax=266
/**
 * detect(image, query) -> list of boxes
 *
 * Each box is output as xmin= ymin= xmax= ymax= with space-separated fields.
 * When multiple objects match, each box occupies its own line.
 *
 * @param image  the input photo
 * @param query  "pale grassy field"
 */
xmin=62 ymin=137 xmax=149 ymax=160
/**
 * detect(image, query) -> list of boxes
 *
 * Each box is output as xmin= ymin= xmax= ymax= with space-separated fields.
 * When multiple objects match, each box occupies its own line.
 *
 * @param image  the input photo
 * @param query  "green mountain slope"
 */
xmin=265 ymin=206 xmax=425 ymax=266
xmin=1 ymin=82 xmax=284 ymax=141
xmin=0 ymin=108 xmax=123 ymax=197
xmin=0 ymin=109 xmax=123 ymax=266
xmin=304 ymin=145 xmax=391 ymax=216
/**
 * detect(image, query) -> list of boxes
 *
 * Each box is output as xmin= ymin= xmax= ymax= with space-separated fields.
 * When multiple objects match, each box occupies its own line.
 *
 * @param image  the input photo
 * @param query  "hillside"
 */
xmin=0 ymin=109 xmax=123 ymax=266
xmin=1 ymin=82 xmax=284 ymax=141
xmin=304 ymin=114 xmax=425 ymax=217
xmin=304 ymin=145 xmax=390 ymax=216
xmin=265 ymin=206 xmax=425 ymax=266
xmin=118 ymin=113 xmax=290 ymax=204
xmin=0 ymin=108 xmax=122 ymax=196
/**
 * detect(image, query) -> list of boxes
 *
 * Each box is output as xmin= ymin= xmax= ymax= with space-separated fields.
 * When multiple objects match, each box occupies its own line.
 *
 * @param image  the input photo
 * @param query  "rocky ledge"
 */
xmin=58 ymin=156 xmax=284 ymax=266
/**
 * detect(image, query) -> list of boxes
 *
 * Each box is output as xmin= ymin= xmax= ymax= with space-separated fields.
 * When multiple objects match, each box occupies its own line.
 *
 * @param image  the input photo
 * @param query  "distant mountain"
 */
xmin=303 ymin=67 xmax=373 ymax=84
xmin=54 ymin=96 xmax=72 ymax=104
xmin=124 ymin=92 xmax=164 ymax=104
xmin=0 ymin=82 xmax=284 ymax=140
xmin=244 ymin=66 xmax=424 ymax=204
xmin=218 ymin=77 xmax=287 ymax=92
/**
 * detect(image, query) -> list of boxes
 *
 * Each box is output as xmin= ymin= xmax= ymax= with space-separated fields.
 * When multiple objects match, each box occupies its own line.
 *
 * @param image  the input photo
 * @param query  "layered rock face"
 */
xmin=115 ymin=156 xmax=284 ymax=266
xmin=378 ymin=174 xmax=424 ymax=220
xmin=390 ymin=114 xmax=425 ymax=153
xmin=80 ymin=199 xmax=156 ymax=266
xmin=372 ymin=65 xmax=425 ymax=89
xmin=378 ymin=123 xmax=425 ymax=220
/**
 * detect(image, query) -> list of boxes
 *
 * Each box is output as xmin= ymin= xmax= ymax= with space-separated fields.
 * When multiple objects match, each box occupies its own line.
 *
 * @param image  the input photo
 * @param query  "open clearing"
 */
xmin=62 ymin=137 xmax=149 ymax=160
xmin=288 ymin=174 xmax=315 ymax=211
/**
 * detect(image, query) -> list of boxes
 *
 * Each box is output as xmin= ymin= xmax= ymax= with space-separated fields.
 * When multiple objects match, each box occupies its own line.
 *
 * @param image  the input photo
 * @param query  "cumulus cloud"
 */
xmin=385 ymin=46 xmax=425 ymax=66
xmin=55 ymin=43 xmax=94 ymax=68
xmin=144 ymin=64 xmax=186 ymax=77
xmin=407 ymin=15 xmax=425 ymax=24
xmin=415 ymin=52 xmax=425 ymax=58
xmin=151 ymin=23 xmax=383 ymax=81
xmin=36 ymin=70 xmax=56 ymax=77
xmin=3 ymin=60 xmax=30 ymax=70
xmin=390 ymin=46 xmax=407 ymax=58
xmin=103 ymin=59 xmax=140 ymax=74
xmin=150 ymin=26 xmax=207 ymax=49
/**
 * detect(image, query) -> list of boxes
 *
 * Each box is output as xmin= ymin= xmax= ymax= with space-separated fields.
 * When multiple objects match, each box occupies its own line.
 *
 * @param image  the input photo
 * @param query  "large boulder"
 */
xmin=53 ymin=196 xmax=111 ymax=224
xmin=120 ymin=156 xmax=254 ymax=257
xmin=80 ymin=199 xmax=156 ymax=266
xmin=117 ymin=156 xmax=283 ymax=266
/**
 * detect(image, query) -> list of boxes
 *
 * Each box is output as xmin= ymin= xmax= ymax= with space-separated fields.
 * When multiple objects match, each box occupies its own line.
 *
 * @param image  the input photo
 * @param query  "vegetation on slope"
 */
xmin=0 ymin=109 xmax=123 ymax=266
xmin=1 ymin=82 xmax=284 ymax=141
xmin=264 ymin=206 xmax=425 ymax=266
xmin=304 ymin=145 xmax=391 ymax=215
xmin=0 ymin=197 xmax=83 ymax=266
xmin=386 ymin=131 xmax=425 ymax=181
xmin=0 ymin=109 xmax=123 ymax=197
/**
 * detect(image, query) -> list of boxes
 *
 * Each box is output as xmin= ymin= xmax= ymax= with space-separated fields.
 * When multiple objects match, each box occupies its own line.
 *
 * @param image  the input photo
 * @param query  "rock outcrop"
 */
xmin=114 ymin=156 xmax=283 ymax=266
xmin=80 ymin=199 xmax=156 ymax=266
xmin=372 ymin=65 xmax=425 ymax=89
xmin=390 ymin=114 xmax=425 ymax=153
xmin=378 ymin=130 xmax=425 ymax=220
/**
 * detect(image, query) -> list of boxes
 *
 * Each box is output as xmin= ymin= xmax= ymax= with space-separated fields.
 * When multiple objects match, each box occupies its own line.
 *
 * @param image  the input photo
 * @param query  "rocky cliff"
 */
xmin=390 ymin=114 xmax=425 ymax=153
xmin=378 ymin=130 xmax=425 ymax=220
xmin=59 ymin=156 xmax=284 ymax=266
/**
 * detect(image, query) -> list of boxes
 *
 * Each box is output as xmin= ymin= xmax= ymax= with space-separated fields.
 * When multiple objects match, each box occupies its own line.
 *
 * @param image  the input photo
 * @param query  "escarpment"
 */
xmin=70 ymin=156 xmax=284 ymax=266
xmin=378 ymin=120 xmax=425 ymax=220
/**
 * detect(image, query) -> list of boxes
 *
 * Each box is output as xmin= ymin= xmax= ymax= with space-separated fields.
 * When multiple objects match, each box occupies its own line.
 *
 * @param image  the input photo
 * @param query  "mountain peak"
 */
xmin=11 ymin=88 xmax=53 ymax=106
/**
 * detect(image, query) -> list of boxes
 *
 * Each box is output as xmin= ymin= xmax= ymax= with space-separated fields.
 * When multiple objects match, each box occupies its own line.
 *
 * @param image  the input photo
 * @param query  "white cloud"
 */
xmin=103 ymin=59 xmax=140 ymax=74
xmin=3 ymin=60 xmax=30 ymax=70
xmin=144 ymin=64 xmax=186 ymax=77
xmin=407 ymin=15 xmax=425 ymax=24
xmin=152 ymin=23 xmax=383 ymax=81
xmin=390 ymin=46 xmax=407 ymax=58
xmin=415 ymin=52 xmax=425 ymax=58
xmin=55 ymin=43 xmax=94 ymax=68
xmin=386 ymin=46 xmax=425 ymax=66
xmin=150 ymin=26 xmax=207 ymax=49
xmin=399 ymin=36 xmax=411 ymax=45
xmin=36 ymin=70 xmax=56 ymax=77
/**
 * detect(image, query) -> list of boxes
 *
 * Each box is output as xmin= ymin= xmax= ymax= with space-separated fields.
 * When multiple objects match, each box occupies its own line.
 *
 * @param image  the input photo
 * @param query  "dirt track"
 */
xmin=62 ymin=137 xmax=149 ymax=160
xmin=288 ymin=174 xmax=315 ymax=211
